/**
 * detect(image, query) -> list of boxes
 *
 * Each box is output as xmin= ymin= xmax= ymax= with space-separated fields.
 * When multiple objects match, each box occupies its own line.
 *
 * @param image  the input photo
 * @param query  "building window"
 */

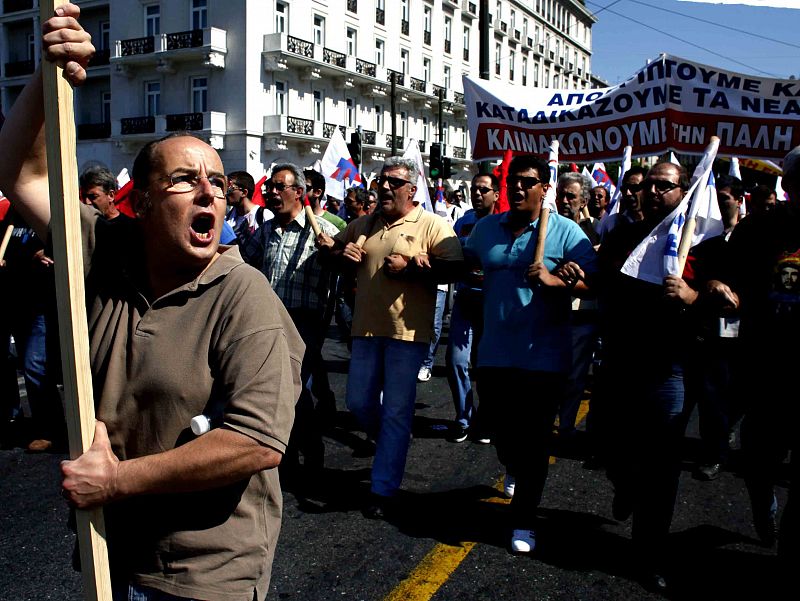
xmin=523 ymin=18 xmax=528 ymax=40
xmin=510 ymin=9 xmax=516 ymax=31
xmin=102 ymin=92 xmax=111 ymax=123
xmin=27 ymin=33 xmax=35 ymax=60
xmin=192 ymin=77 xmax=208 ymax=113
xmin=275 ymin=81 xmax=287 ymax=115
xmin=544 ymin=68 xmax=550 ymax=88
xmin=275 ymin=1 xmax=287 ymax=34
xmin=145 ymin=81 xmax=160 ymax=116
xmin=444 ymin=16 xmax=452 ymax=54
xmin=401 ymin=0 xmax=409 ymax=21
xmin=192 ymin=0 xmax=207 ymax=30
xmin=423 ymin=5 xmax=432 ymax=44
xmin=535 ymin=25 xmax=540 ymax=43
xmin=346 ymin=98 xmax=355 ymax=127
xmin=442 ymin=121 xmax=449 ymax=145
xmin=522 ymin=56 xmax=528 ymax=86
xmin=313 ymin=15 xmax=325 ymax=46
xmin=496 ymin=0 xmax=502 ymax=21
xmin=444 ymin=65 xmax=451 ymax=90
xmin=509 ymin=50 xmax=515 ymax=81
xmin=313 ymin=90 xmax=324 ymax=122
xmin=375 ymin=38 xmax=385 ymax=66
xmin=423 ymin=57 xmax=431 ymax=83
xmin=99 ymin=22 xmax=110 ymax=51
xmin=346 ymin=28 xmax=357 ymax=56
xmin=534 ymin=62 xmax=540 ymax=87
xmin=495 ymin=43 xmax=501 ymax=76
xmin=399 ymin=111 xmax=407 ymax=137
xmin=145 ymin=4 xmax=160 ymax=37
xmin=401 ymin=48 xmax=409 ymax=75
xmin=463 ymin=26 xmax=470 ymax=61
xmin=375 ymin=104 xmax=384 ymax=132
xmin=422 ymin=116 xmax=429 ymax=142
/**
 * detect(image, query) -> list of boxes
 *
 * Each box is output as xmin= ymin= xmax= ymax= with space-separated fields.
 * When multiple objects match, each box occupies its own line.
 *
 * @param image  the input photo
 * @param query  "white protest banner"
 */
xmin=464 ymin=54 xmax=800 ymax=163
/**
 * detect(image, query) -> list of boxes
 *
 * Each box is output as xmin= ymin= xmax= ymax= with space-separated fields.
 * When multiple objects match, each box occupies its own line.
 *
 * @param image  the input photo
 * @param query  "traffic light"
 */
xmin=442 ymin=157 xmax=452 ymax=179
xmin=429 ymin=142 xmax=442 ymax=179
xmin=347 ymin=131 xmax=362 ymax=168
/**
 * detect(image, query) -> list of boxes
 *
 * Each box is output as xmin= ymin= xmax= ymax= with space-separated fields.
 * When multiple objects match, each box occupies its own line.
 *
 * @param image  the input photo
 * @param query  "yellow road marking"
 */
xmin=382 ymin=397 xmax=591 ymax=601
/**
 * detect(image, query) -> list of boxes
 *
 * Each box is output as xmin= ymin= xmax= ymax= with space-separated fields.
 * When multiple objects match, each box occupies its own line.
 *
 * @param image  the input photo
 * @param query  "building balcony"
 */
xmin=443 ymin=0 xmax=460 ymax=9
xmin=386 ymin=134 xmax=404 ymax=150
xmin=401 ymin=20 xmax=410 ymax=36
xmin=376 ymin=7 xmax=385 ymax=25
xmin=423 ymin=30 xmax=431 ymax=45
xmin=494 ymin=21 xmax=508 ymax=36
xmin=3 ymin=58 xmax=34 ymax=78
xmin=461 ymin=1 xmax=477 ymax=18
xmin=111 ymin=27 xmax=227 ymax=73
xmin=88 ymin=48 xmax=110 ymax=68
xmin=444 ymin=40 xmax=451 ymax=54
xmin=346 ymin=0 xmax=357 ymax=13
xmin=3 ymin=0 xmax=33 ymax=13
xmin=114 ymin=111 xmax=226 ymax=149
xmin=451 ymin=145 xmax=467 ymax=160
xmin=77 ymin=122 xmax=111 ymax=140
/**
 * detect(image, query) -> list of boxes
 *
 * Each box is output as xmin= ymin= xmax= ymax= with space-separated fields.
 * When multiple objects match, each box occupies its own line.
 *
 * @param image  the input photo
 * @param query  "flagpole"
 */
xmin=535 ymin=140 xmax=559 ymax=263
xmin=39 ymin=2 xmax=112 ymax=600
xmin=675 ymin=136 xmax=719 ymax=276
xmin=0 ymin=223 xmax=13 ymax=263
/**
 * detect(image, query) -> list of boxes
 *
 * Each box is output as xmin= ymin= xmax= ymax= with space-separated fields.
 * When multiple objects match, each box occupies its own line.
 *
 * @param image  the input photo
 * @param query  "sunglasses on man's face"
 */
xmin=560 ymin=191 xmax=579 ymax=201
xmin=506 ymin=175 xmax=543 ymax=190
xmin=378 ymin=175 xmax=412 ymax=189
xmin=265 ymin=181 xmax=298 ymax=192
xmin=622 ymin=183 xmax=644 ymax=194
xmin=645 ymin=179 xmax=681 ymax=194
xmin=470 ymin=185 xmax=495 ymax=194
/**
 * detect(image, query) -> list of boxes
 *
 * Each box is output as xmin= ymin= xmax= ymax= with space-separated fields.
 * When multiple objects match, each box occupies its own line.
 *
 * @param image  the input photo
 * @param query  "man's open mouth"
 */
xmin=191 ymin=214 xmax=215 ymax=242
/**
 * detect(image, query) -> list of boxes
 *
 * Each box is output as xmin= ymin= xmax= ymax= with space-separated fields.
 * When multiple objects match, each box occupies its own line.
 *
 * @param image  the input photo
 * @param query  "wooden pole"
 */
xmin=533 ymin=207 xmax=550 ymax=264
xmin=39 ymin=3 xmax=112 ymax=600
xmin=0 ymin=223 xmax=13 ymax=263
xmin=355 ymin=234 xmax=367 ymax=248
xmin=303 ymin=202 xmax=322 ymax=237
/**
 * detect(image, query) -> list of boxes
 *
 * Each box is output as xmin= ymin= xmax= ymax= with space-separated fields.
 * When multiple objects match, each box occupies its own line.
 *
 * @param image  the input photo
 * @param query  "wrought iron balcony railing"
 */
xmin=287 ymin=116 xmax=313 ymax=136
xmin=121 ymin=36 xmax=155 ymax=56
xmin=166 ymin=112 xmax=204 ymax=131
xmin=121 ymin=116 xmax=155 ymax=135
xmin=166 ymin=29 xmax=204 ymax=51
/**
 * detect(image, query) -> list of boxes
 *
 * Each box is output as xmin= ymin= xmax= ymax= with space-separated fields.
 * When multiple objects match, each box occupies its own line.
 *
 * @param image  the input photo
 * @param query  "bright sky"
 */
xmin=587 ymin=0 xmax=800 ymax=84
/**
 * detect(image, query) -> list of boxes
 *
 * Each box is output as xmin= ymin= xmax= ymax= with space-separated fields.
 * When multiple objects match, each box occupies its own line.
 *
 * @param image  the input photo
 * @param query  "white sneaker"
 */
xmin=510 ymin=529 xmax=536 ymax=553
xmin=417 ymin=366 xmax=432 ymax=382
xmin=503 ymin=474 xmax=516 ymax=498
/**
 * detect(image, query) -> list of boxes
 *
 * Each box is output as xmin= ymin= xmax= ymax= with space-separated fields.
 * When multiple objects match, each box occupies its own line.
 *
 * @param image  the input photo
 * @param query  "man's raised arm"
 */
xmin=0 ymin=3 xmax=93 ymax=240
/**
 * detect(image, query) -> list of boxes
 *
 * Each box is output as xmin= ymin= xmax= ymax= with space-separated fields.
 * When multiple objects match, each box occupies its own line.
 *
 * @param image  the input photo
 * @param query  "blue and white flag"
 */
xmin=591 ymin=163 xmax=616 ymax=198
xmin=621 ymin=138 xmax=723 ymax=284
xmin=728 ymin=157 xmax=747 ymax=216
xmin=320 ymin=127 xmax=362 ymax=202
xmin=402 ymin=138 xmax=436 ymax=213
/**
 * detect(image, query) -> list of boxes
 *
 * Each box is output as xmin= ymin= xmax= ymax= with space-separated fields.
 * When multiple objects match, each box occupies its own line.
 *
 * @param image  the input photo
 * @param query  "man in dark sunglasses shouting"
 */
xmin=318 ymin=157 xmax=463 ymax=520
xmin=463 ymin=154 xmax=597 ymax=555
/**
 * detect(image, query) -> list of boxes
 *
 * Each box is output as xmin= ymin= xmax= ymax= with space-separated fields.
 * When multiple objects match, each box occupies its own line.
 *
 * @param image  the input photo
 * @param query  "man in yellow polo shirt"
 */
xmin=319 ymin=157 xmax=463 ymax=518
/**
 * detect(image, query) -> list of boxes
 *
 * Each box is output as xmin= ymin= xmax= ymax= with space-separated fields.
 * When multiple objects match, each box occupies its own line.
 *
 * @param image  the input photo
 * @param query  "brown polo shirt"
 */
xmin=78 ymin=205 xmax=303 ymax=601
xmin=335 ymin=204 xmax=463 ymax=343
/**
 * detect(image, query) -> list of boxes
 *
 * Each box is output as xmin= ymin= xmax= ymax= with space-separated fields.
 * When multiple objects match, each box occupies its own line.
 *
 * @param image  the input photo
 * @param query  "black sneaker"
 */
xmin=447 ymin=425 xmax=469 ymax=443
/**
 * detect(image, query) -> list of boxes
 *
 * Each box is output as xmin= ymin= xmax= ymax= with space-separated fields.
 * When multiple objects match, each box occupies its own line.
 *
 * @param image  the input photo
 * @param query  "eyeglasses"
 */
xmin=622 ymin=183 xmax=644 ymax=193
xmin=378 ymin=175 xmax=412 ymax=189
xmin=560 ymin=191 xmax=579 ymax=201
xmin=162 ymin=173 xmax=227 ymax=199
xmin=226 ymin=185 xmax=242 ymax=195
xmin=506 ymin=175 xmax=543 ymax=190
xmin=470 ymin=185 xmax=495 ymax=194
xmin=83 ymin=192 xmax=101 ymax=201
xmin=265 ymin=181 xmax=299 ymax=192
xmin=646 ymin=179 xmax=681 ymax=194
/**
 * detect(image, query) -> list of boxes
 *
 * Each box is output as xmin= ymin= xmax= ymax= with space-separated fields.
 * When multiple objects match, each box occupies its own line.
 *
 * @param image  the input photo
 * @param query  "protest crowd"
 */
xmin=0 ymin=5 xmax=797 ymax=600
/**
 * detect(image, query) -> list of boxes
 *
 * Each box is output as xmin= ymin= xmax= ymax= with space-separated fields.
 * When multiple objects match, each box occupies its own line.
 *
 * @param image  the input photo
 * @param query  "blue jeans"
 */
xmin=420 ymin=288 xmax=447 ymax=371
xmin=113 ymin=583 xmax=199 ymax=601
xmin=346 ymin=336 xmax=428 ymax=497
xmin=559 ymin=320 xmax=598 ymax=435
xmin=445 ymin=290 xmax=483 ymax=428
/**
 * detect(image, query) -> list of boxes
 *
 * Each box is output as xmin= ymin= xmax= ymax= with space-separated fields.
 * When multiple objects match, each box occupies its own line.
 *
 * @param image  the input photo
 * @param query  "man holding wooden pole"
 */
xmin=463 ymin=154 xmax=597 ymax=555
xmin=0 ymin=5 xmax=303 ymax=600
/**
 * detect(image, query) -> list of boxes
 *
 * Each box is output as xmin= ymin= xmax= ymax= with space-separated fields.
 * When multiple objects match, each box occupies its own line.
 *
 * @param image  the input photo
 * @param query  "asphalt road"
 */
xmin=0 ymin=325 xmax=789 ymax=601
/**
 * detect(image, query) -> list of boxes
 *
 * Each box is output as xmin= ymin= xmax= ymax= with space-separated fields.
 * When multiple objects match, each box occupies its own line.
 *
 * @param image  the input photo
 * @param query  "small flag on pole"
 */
xmin=321 ymin=127 xmax=362 ymax=201
xmin=543 ymin=140 xmax=559 ymax=212
xmin=402 ymin=138 xmax=434 ymax=212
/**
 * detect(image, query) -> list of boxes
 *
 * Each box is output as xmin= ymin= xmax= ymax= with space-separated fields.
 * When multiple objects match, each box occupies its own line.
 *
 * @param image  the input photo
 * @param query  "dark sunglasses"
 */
xmin=83 ymin=192 xmax=101 ymax=201
xmin=470 ymin=185 xmax=495 ymax=194
xmin=266 ymin=181 xmax=298 ymax=192
xmin=622 ymin=183 xmax=644 ymax=193
xmin=378 ymin=175 xmax=412 ymax=189
xmin=560 ymin=191 xmax=579 ymax=201
xmin=645 ymin=180 xmax=681 ymax=194
xmin=506 ymin=175 xmax=543 ymax=190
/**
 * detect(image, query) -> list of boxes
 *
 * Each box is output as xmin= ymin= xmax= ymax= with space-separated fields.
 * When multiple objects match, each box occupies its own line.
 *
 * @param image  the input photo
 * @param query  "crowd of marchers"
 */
xmin=0 ymin=5 xmax=795 ymax=600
